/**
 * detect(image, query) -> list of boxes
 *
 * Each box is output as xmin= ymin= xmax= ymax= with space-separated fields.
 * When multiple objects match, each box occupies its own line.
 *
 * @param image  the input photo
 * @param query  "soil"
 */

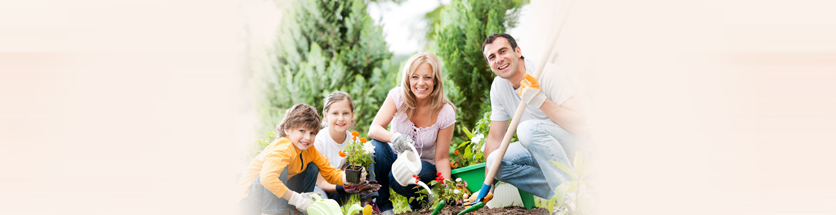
xmin=396 ymin=205 xmax=549 ymax=215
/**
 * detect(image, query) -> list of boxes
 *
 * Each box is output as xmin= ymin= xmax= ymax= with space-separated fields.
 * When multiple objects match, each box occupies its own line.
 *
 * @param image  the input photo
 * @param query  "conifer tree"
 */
xmin=434 ymin=0 xmax=529 ymax=134
xmin=251 ymin=0 xmax=398 ymax=155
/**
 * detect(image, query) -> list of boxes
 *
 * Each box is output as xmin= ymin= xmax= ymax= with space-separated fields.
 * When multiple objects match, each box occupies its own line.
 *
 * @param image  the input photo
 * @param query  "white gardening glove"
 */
xmin=288 ymin=192 xmax=315 ymax=213
xmin=518 ymin=73 xmax=547 ymax=109
xmin=390 ymin=132 xmax=415 ymax=154
xmin=341 ymin=167 xmax=368 ymax=185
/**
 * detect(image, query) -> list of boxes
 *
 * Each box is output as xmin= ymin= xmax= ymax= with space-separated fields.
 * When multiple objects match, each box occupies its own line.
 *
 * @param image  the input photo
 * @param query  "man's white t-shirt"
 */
xmin=313 ymin=128 xmax=350 ymax=169
xmin=490 ymin=58 xmax=576 ymax=123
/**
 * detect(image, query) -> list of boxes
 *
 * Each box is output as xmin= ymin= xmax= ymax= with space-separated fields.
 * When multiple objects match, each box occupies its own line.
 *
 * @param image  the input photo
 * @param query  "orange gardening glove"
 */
xmin=518 ymin=73 xmax=547 ymax=108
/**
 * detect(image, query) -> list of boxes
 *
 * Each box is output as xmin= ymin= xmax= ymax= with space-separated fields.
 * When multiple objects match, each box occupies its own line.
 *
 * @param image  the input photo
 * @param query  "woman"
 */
xmin=367 ymin=52 xmax=456 ymax=214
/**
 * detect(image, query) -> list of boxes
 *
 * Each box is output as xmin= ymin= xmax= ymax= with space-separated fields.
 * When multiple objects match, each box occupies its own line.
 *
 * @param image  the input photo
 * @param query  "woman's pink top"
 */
xmin=387 ymin=88 xmax=456 ymax=165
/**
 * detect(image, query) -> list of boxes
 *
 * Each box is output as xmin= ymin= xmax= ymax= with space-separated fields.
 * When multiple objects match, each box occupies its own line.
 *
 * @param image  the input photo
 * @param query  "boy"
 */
xmin=237 ymin=104 xmax=366 ymax=215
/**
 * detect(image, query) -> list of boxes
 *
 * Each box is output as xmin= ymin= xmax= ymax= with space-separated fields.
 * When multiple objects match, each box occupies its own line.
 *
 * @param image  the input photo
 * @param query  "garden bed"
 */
xmin=397 ymin=206 xmax=548 ymax=215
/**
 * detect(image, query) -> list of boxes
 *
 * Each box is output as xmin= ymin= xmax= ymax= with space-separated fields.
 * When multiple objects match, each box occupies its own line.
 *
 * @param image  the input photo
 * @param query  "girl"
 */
xmin=313 ymin=92 xmax=379 ymax=207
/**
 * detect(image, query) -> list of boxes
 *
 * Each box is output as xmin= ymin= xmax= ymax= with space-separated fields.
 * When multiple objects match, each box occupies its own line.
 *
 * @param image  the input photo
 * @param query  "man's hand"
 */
xmin=288 ymin=192 xmax=316 ymax=213
xmin=518 ymin=74 xmax=547 ymax=109
xmin=469 ymin=183 xmax=493 ymax=205
xmin=391 ymin=132 xmax=415 ymax=154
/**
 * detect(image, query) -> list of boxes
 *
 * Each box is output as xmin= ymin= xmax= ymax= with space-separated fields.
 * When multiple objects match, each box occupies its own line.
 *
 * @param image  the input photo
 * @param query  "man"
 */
xmin=473 ymin=33 xmax=587 ymax=204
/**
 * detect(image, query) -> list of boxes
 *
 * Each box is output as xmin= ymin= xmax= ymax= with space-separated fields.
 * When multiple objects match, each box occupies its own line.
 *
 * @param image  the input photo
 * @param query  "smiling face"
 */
xmin=483 ymin=37 xmax=523 ymax=80
xmin=325 ymin=100 xmax=354 ymax=134
xmin=408 ymin=63 xmax=435 ymax=101
xmin=284 ymin=126 xmax=317 ymax=150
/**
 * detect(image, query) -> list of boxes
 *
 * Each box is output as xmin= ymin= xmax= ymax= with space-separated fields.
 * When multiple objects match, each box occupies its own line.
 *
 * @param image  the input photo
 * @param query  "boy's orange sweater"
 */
xmin=237 ymin=137 xmax=345 ymax=200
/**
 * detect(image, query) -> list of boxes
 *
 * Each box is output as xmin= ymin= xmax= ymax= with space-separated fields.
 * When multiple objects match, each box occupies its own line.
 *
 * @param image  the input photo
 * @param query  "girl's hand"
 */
xmin=343 ymin=180 xmax=381 ymax=194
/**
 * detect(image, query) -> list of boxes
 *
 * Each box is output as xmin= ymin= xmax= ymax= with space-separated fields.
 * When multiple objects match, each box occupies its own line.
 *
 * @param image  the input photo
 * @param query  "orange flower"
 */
xmin=353 ymin=136 xmax=357 ymax=141
xmin=351 ymin=131 xmax=359 ymax=137
xmin=338 ymin=151 xmax=347 ymax=157
xmin=450 ymin=161 xmax=457 ymax=168
xmin=454 ymin=150 xmax=459 ymax=155
xmin=360 ymin=137 xmax=367 ymax=143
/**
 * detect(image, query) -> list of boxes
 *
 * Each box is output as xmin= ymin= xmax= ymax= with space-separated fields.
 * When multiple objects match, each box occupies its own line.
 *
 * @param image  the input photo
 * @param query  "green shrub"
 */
xmin=449 ymin=110 xmax=518 ymax=168
xmin=432 ymin=0 xmax=529 ymax=140
xmin=247 ymin=131 xmax=276 ymax=160
xmin=250 ymin=0 xmax=399 ymax=158
xmin=449 ymin=111 xmax=490 ymax=168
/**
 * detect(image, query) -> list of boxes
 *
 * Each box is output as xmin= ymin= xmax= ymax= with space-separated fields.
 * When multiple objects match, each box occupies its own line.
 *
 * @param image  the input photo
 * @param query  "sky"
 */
xmin=367 ymin=0 xmax=451 ymax=55
xmin=367 ymin=0 xmax=540 ymax=59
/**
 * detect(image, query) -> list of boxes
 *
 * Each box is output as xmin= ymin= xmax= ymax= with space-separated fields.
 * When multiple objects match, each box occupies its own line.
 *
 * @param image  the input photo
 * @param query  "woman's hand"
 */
xmin=391 ymin=132 xmax=416 ymax=153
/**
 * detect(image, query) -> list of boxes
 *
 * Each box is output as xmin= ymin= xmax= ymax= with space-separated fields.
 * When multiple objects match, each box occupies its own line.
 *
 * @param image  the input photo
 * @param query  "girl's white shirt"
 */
xmin=313 ymin=128 xmax=351 ymax=169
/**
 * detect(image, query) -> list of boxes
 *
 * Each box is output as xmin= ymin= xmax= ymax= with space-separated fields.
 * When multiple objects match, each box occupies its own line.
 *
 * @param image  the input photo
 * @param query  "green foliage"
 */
xmin=390 ymin=189 xmax=412 ymax=214
xmin=449 ymin=111 xmax=489 ymax=168
xmin=421 ymin=4 xmax=447 ymax=50
xmin=251 ymin=0 xmax=399 ymax=157
xmin=430 ymin=179 xmax=470 ymax=207
xmin=432 ymin=0 xmax=529 ymax=137
xmin=339 ymin=194 xmax=362 ymax=215
xmin=449 ymin=110 xmax=518 ymax=168
xmin=344 ymin=135 xmax=375 ymax=168
xmin=246 ymin=131 xmax=276 ymax=160
xmin=548 ymin=152 xmax=597 ymax=215
xmin=408 ymin=194 xmax=427 ymax=210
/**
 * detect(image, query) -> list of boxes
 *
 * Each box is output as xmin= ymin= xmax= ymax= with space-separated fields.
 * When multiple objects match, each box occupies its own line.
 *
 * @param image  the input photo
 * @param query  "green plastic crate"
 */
xmin=450 ymin=163 xmax=535 ymax=209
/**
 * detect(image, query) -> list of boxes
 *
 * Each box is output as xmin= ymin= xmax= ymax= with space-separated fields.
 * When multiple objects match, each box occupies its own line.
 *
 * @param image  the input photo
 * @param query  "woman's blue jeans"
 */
xmin=371 ymin=139 xmax=437 ymax=211
xmin=240 ymin=162 xmax=318 ymax=215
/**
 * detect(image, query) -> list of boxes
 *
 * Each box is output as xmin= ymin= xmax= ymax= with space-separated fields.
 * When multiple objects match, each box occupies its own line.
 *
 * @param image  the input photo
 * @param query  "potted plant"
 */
xmin=340 ymin=131 xmax=375 ymax=183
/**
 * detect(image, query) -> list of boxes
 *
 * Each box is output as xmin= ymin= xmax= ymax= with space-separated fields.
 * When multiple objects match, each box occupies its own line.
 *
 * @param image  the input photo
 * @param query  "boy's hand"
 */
xmin=518 ymin=74 xmax=547 ymax=109
xmin=288 ymin=192 xmax=316 ymax=213
xmin=391 ymin=132 xmax=415 ymax=154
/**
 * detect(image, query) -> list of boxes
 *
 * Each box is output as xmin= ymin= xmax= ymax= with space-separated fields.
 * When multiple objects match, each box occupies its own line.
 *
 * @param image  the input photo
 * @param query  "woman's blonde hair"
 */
xmin=321 ymin=91 xmax=355 ymax=127
xmin=276 ymin=104 xmax=321 ymax=138
xmin=397 ymin=52 xmax=454 ymax=120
